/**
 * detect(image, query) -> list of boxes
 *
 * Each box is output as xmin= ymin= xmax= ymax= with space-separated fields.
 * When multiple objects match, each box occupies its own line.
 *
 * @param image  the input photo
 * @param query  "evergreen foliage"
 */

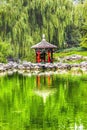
xmin=80 ymin=23 xmax=87 ymax=48
xmin=0 ymin=39 xmax=13 ymax=62
xmin=0 ymin=0 xmax=87 ymax=62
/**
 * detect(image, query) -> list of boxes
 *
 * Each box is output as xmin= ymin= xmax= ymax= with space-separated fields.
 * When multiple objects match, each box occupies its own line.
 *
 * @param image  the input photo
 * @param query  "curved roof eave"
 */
xmin=31 ymin=39 xmax=57 ymax=49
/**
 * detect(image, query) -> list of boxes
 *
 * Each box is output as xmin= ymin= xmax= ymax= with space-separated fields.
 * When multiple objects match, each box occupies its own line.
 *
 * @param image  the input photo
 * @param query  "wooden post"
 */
xmin=36 ymin=52 xmax=37 ymax=62
xmin=44 ymin=52 xmax=45 ymax=62
xmin=37 ymin=50 xmax=40 ymax=63
xmin=48 ymin=51 xmax=51 ymax=63
xmin=51 ymin=49 xmax=53 ymax=63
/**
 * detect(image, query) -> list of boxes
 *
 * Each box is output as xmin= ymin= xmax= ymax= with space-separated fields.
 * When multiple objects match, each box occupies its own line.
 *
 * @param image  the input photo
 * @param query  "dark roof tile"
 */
xmin=31 ymin=35 xmax=57 ymax=49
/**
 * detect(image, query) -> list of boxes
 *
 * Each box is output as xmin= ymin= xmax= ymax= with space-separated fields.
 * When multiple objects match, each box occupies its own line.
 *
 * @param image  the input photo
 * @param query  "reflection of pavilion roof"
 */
xmin=31 ymin=34 xmax=57 ymax=49
xmin=34 ymin=90 xmax=51 ymax=103
xmin=34 ymin=89 xmax=56 ymax=103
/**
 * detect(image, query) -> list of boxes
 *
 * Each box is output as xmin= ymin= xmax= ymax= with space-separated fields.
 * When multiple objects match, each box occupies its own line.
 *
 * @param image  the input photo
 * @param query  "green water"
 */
xmin=0 ymin=73 xmax=87 ymax=130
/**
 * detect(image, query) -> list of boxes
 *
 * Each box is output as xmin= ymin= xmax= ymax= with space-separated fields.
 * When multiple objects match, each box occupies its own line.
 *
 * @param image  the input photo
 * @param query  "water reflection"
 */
xmin=35 ymin=75 xmax=56 ymax=103
xmin=0 ymin=73 xmax=87 ymax=130
xmin=36 ymin=75 xmax=52 ymax=88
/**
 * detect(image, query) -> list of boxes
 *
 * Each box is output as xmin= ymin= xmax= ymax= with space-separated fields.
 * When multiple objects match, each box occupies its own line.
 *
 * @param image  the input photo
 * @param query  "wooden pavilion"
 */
xmin=31 ymin=34 xmax=57 ymax=63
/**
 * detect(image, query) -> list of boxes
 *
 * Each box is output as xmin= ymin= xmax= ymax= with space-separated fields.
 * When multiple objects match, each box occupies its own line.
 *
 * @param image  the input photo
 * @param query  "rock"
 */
xmin=5 ymin=62 xmax=14 ymax=70
xmin=0 ymin=63 xmax=4 ymax=66
xmin=0 ymin=66 xmax=5 ymax=72
xmin=13 ymin=62 xmax=18 ymax=69
xmin=64 ymin=54 xmax=83 ymax=61
xmin=71 ymin=63 xmax=80 ymax=67
xmin=83 ymin=56 xmax=87 ymax=61
xmin=55 ymin=63 xmax=71 ymax=70
xmin=45 ymin=63 xmax=53 ymax=69
xmin=18 ymin=64 xmax=25 ymax=70
xmin=80 ymin=61 xmax=87 ymax=67
xmin=22 ymin=61 xmax=31 ymax=67
xmin=5 ymin=64 xmax=12 ymax=70
xmin=34 ymin=65 xmax=40 ymax=70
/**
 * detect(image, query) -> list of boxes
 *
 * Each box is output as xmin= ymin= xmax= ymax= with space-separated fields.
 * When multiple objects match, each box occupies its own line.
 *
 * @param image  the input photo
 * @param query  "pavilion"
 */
xmin=31 ymin=34 xmax=57 ymax=63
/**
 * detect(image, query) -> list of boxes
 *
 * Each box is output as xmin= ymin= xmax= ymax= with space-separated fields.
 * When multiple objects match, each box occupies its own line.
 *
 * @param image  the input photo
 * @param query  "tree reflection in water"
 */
xmin=0 ymin=73 xmax=86 ymax=130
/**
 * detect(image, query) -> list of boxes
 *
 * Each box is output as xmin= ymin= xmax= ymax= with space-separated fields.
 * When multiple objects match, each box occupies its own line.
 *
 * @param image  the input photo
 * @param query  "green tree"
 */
xmin=0 ymin=0 xmax=87 ymax=62
xmin=0 ymin=39 xmax=13 ymax=62
xmin=80 ymin=23 xmax=87 ymax=48
xmin=65 ymin=24 xmax=81 ymax=47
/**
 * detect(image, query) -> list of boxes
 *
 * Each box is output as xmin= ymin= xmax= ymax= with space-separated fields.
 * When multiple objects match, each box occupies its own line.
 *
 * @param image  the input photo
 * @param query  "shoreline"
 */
xmin=0 ymin=61 xmax=87 ymax=77
xmin=0 ymin=54 xmax=87 ymax=76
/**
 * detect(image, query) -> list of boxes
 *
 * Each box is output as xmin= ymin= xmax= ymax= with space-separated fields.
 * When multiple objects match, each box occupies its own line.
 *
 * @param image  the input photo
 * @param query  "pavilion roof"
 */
xmin=31 ymin=35 xmax=57 ymax=49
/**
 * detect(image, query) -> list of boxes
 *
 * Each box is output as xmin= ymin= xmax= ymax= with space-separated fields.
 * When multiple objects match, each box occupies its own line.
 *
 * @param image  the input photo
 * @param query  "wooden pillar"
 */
xmin=36 ymin=52 xmax=37 ymax=62
xmin=37 ymin=50 xmax=40 ymax=63
xmin=48 ymin=50 xmax=51 ymax=63
xmin=44 ymin=52 xmax=45 ymax=62
xmin=51 ymin=49 xmax=53 ymax=63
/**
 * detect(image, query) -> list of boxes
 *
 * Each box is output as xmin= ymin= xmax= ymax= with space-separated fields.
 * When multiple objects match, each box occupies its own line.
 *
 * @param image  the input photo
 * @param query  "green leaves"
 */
xmin=0 ymin=0 xmax=87 ymax=62
xmin=80 ymin=37 xmax=87 ymax=48
xmin=80 ymin=21 xmax=87 ymax=48
xmin=0 ymin=40 xmax=13 ymax=62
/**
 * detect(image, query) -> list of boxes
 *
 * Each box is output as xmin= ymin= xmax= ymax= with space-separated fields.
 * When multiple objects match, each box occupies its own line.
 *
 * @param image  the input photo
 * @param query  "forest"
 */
xmin=0 ymin=0 xmax=87 ymax=62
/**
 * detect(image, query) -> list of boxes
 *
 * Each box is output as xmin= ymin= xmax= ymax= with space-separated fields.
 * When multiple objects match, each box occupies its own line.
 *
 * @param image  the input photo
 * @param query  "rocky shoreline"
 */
xmin=0 ymin=55 xmax=87 ymax=75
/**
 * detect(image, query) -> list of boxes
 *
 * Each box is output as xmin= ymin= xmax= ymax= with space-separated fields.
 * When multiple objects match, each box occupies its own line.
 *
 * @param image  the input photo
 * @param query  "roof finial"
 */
xmin=42 ymin=34 xmax=45 ymax=39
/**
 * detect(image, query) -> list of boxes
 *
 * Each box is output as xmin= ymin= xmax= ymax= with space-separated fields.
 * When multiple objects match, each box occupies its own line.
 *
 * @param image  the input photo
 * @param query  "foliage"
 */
xmin=65 ymin=24 xmax=81 ymax=47
xmin=79 ymin=2 xmax=87 ymax=48
xmin=80 ymin=23 xmax=87 ymax=48
xmin=0 ymin=0 xmax=87 ymax=62
xmin=0 ymin=39 xmax=13 ymax=62
xmin=80 ymin=37 xmax=87 ymax=48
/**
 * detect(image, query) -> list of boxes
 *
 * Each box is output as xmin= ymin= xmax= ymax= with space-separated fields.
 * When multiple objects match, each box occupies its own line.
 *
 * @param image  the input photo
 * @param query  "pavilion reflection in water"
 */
xmin=36 ymin=74 xmax=52 ymax=88
xmin=34 ymin=74 xmax=56 ymax=103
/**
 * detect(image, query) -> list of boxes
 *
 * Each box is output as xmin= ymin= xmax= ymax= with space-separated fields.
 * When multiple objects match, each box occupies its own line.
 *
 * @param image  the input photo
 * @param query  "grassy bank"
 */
xmin=54 ymin=47 xmax=87 ymax=58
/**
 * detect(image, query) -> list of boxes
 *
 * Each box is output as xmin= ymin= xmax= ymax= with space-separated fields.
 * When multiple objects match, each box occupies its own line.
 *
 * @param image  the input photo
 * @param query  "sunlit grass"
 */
xmin=54 ymin=47 xmax=87 ymax=58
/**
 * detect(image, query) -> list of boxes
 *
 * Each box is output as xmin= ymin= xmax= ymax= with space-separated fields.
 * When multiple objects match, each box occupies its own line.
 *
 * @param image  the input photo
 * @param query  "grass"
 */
xmin=54 ymin=47 xmax=87 ymax=58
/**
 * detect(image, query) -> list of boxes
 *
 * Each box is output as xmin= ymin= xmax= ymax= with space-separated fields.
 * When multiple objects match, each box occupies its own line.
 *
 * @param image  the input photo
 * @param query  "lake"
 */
xmin=0 ymin=72 xmax=87 ymax=130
